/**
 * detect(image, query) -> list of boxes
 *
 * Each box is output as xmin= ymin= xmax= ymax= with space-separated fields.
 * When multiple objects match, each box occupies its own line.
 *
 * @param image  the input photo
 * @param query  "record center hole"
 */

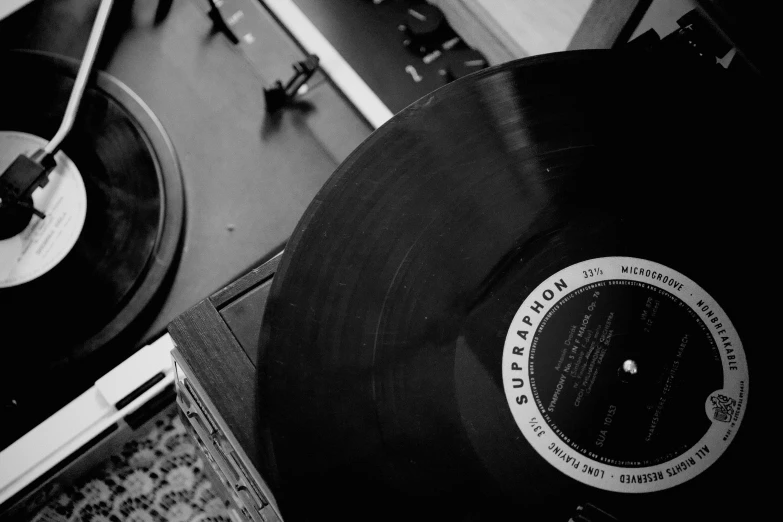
xmin=618 ymin=359 xmax=639 ymax=383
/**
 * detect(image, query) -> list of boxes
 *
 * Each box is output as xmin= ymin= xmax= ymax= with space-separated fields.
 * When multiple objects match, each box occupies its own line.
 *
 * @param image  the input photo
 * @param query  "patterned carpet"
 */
xmin=31 ymin=413 xmax=232 ymax=522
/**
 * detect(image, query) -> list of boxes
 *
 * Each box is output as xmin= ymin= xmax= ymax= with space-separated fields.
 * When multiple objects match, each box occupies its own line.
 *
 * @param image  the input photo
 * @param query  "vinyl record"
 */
xmin=259 ymin=49 xmax=770 ymax=521
xmin=0 ymin=51 xmax=183 ymax=444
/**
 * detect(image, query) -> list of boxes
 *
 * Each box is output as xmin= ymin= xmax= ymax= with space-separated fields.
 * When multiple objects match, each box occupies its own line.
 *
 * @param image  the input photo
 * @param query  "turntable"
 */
xmin=0 ymin=0 xmax=379 ymax=514
xmin=0 ymin=0 xmax=773 ymax=520
xmin=167 ymin=4 xmax=773 ymax=522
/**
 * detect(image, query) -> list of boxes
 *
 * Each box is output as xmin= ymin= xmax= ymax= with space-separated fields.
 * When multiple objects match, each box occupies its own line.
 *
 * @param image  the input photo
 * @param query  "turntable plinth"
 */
xmin=168 ymin=252 xmax=282 ymax=521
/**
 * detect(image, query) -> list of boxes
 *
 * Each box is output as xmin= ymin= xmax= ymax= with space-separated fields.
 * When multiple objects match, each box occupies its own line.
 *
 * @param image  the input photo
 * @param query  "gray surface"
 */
xmin=1 ymin=0 xmax=372 ymax=342
xmin=106 ymin=0 xmax=372 ymax=340
xmin=0 ymin=0 xmax=372 ymax=445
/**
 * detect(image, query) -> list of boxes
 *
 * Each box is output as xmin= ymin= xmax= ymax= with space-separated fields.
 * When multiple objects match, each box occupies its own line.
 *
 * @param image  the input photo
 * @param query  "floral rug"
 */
xmin=31 ymin=413 xmax=232 ymax=522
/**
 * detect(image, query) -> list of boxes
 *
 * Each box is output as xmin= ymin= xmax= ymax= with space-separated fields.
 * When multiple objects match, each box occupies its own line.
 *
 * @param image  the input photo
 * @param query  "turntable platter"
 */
xmin=0 ymin=51 xmax=183 ymax=448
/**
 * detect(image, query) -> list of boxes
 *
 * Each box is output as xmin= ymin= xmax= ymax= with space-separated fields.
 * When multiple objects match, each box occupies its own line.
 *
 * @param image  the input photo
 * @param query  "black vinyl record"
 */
xmin=0 ymin=51 xmax=183 ymax=446
xmin=259 ymin=49 xmax=771 ymax=521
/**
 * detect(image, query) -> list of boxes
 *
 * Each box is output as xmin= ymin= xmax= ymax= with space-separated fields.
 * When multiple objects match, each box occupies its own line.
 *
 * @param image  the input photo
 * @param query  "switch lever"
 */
xmin=207 ymin=0 xmax=240 ymax=44
xmin=264 ymin=54 xmax=320 ymax=113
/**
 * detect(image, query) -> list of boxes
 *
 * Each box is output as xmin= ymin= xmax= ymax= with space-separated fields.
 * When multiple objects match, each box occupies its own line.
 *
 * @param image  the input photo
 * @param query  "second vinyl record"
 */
xmin=259 ymin=49 xmax=771 ymax=520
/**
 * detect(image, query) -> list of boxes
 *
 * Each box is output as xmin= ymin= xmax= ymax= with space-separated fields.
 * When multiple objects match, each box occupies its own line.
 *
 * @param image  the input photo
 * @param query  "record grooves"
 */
xmin=258 ymin=49 xmax=769 ymax=521
xmin=0 ymin=51 xmax=184 ymax=448
xmin=1 ymin=10 xmax=774 ymax=520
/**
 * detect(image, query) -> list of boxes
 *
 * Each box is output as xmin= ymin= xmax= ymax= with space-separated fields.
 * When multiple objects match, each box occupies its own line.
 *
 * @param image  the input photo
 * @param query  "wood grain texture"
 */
xmin=168 ymin=303 xmax=264 ymax=469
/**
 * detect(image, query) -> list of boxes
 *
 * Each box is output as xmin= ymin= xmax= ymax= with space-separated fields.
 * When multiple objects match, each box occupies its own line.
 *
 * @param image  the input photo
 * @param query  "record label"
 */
xmin=0 ymin=131 xmax=87 ymax=287
xmin=501 ymin=257 xmax=747 ymax=493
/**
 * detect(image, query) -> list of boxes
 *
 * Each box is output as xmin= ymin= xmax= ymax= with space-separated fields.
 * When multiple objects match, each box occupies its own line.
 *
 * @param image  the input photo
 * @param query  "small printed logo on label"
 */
xmin=709 ymin=393 xmax=736 ymax=423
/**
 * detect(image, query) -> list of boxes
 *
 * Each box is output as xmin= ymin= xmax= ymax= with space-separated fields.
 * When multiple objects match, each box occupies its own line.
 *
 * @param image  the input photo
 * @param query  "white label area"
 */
xmin=501 ymin=257 xmax=747 ymax=493
xmin=0 ymin=131 xmax=87 ymax=287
